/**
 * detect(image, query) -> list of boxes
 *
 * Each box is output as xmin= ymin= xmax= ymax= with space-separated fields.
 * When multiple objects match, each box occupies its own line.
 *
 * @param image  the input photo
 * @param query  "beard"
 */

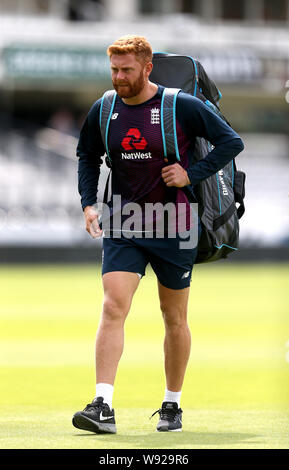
xmin=113 ymin=70 xmax=146 ymax=98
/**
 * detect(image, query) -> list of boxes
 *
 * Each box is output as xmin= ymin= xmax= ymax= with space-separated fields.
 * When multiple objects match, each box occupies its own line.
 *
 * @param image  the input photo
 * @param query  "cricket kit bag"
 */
xmin=100 ymin=52 xmax=246 ymax=264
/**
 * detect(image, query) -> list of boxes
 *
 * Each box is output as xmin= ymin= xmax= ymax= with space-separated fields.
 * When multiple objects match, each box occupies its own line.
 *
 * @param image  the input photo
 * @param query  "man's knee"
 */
xmin=102 ymin=296 xmax=129 ymax=323
xmin=160 ymin=301 xmax=188 ymax=329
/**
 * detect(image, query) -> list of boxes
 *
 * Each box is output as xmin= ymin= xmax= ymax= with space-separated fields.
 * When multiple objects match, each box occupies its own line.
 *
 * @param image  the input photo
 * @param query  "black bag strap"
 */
xmin=103 ymin=169 xmax=112 ymax=204
xmin=213 ymin=202 xmax=236 ymax=231
xmin=99 ymin=90 xmax=116 ymax=203
xmin=99 ymin=90 xmax=117 ymax=166
xmin=233 ymin=170 xmax=246 ymax=219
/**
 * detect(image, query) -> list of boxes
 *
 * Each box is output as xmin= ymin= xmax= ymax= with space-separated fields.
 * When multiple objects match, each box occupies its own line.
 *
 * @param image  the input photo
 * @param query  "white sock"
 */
xmin=95 ymin=383 xmax=114 ymax=409
xmin=164 ymin=388 xmax=182 ymax=408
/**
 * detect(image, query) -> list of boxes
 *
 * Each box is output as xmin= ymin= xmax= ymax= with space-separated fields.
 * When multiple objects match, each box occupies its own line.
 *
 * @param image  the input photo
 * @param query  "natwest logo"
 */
xmin=121 ymin=128 xmax=147 ymax=151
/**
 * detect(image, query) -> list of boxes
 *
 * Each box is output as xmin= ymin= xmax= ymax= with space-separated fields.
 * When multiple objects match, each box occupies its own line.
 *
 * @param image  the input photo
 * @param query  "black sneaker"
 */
xmin=151 ymin=401 xmax=182 ymax=432
xmin=72 ymin=396 xmax=116 ymax=434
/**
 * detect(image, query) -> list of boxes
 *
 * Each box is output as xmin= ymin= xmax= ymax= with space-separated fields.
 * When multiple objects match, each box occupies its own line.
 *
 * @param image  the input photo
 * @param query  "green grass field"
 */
xmin=0 ymin=262 xmax=288 ymax=449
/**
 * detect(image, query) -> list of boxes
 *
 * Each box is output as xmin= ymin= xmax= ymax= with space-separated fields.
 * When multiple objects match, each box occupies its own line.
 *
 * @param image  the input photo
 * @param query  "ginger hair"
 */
xmin=107 ymin=35 xmax=153 ymax=64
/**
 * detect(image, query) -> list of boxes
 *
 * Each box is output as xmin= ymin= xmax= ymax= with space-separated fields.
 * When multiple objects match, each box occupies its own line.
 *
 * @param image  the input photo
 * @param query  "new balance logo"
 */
xmin=181 ymin=271 xmax=190 ymax=279
xmin=121 ymin=128 xmax=147 ymax=151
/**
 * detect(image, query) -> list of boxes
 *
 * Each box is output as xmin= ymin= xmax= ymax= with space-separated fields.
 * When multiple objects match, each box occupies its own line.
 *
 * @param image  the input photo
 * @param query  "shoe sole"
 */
xmin=157 ymin=428 xmax=182 ymax=432
xmin=72 ymin=414 xmax=117 ymax=434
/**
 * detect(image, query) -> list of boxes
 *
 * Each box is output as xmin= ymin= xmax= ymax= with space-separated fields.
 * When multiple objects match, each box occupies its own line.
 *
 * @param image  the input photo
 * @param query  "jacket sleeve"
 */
xmin=177 ymin=93 xmax=244 ymax=187
xmin=77 ymin=100 xmax=106 ymax=210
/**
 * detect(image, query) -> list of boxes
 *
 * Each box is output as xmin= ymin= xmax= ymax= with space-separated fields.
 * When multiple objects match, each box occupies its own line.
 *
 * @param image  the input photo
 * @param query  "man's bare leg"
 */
xmin=95 ymin=271 xmax=140 ymax=385
xmin=72 ymin=271 xmax=140 ymax=434
xmin=158 ymin=282 xmax=191 ymax=392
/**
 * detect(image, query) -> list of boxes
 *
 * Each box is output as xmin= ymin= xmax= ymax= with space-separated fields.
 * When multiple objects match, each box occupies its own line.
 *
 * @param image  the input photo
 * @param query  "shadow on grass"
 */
xmin=73 ymin=431 xmax=260 ymax=448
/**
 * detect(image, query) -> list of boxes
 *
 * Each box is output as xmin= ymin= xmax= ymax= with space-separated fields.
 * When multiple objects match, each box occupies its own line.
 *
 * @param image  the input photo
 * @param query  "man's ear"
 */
xmin=146 ymin=61 xmax=153 ymax=77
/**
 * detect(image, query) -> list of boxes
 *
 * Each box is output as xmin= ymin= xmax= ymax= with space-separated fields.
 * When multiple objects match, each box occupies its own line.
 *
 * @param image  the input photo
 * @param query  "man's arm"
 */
xmin=177 ymin=93 xmax=244 ymax=187
xmin=77 ymin=100 xmax=105 ymax=237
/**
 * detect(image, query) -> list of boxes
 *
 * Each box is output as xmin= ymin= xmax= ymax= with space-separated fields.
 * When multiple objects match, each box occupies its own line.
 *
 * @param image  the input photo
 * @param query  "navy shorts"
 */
xmin=102 ymin=223 xmax=201 ymax=290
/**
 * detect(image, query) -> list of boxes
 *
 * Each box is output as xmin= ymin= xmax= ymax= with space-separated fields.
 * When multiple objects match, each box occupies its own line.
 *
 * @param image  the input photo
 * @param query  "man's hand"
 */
xmin=83 ymin=206 xmax=102 ymax=238
xmin=161 ymin=161 xmax=191 ymax=188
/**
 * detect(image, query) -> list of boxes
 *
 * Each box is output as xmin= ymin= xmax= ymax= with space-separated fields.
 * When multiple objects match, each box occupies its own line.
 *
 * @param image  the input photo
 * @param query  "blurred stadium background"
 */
xmin=0 ymin=0 xmax=288 ymax=262
xmin=0 ymin=0 xmax=289 ymax=450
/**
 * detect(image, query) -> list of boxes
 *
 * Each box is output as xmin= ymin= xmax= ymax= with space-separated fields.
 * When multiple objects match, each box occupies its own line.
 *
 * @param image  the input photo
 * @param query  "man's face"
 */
xmin=110 ymin=53 xmax=148 ymax=98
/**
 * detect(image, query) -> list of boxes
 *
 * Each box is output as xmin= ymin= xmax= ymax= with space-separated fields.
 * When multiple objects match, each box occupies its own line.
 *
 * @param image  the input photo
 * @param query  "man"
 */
xmin=73 ymin=35 xmax=244 ymax=434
